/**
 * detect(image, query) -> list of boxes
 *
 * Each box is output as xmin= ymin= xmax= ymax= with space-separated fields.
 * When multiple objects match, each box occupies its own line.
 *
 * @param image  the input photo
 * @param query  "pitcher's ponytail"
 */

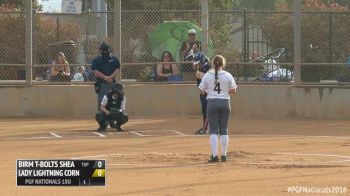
xmin=212 ymin=55 xmax=226 ymax=84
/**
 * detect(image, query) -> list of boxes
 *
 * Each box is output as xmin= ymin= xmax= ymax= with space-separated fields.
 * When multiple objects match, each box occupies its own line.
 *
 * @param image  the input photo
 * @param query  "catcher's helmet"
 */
xmin=110 ymin=82 xmax=124 ymax=96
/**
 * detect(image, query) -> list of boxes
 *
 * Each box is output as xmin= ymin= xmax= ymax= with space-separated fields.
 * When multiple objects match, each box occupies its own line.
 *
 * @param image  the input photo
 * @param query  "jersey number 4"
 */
xmin=214 ymin=83 xmax=221 ymax=94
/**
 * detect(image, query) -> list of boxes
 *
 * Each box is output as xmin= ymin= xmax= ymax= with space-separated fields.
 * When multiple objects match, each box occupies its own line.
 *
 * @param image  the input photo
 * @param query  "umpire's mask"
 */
xmin=100 ymin=42 xmax=111 ymax=58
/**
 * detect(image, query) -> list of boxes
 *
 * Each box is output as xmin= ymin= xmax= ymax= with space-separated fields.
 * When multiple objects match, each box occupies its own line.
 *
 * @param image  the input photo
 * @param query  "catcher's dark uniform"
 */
xmin=95 ymin=82 xmax=128 ymax=131
xmin=193 ymin=52 xmax=211 ymax=133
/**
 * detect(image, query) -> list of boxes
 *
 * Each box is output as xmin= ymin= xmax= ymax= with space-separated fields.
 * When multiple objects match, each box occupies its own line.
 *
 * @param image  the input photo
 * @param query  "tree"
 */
xmin=0 ymin=0 xmax=42 ymax=11
xmin=0 ymin=2 xmax=80 ymax=79
xmin=109 ymin=0 xmax=235 ymax=81
xmin=0 ymin=0 xmax=24 ymax=9
xmin=107 ymin=0 xmax=233 ymax=63
xmin=319 ymin=0 xmax=350 ymax=8
xmin=232 ymin=0 xmax=288 ymax=10
xmin=260 ymin=0 xmax=350 ymax=81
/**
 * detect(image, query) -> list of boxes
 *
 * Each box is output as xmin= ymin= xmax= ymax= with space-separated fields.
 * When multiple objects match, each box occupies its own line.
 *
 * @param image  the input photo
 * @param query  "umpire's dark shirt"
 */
xmin=92 ymin=54 xmax=120 ymax=76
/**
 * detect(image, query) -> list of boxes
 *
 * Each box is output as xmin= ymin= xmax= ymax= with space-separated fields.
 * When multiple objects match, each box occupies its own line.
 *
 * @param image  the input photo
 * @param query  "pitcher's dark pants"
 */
xmin=207 ymin=99 xmax=231 ymax=135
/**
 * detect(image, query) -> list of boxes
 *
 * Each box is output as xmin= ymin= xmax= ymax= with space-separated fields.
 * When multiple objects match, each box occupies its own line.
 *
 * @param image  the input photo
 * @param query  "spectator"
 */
xmin=179 ymin=29 xmax=201 ymax=62
xmin=73 ymin=66 xmax=86 ymax=82
xmin=156 ymin=51 xmax=181 ymax=81
xmin=92 ymin=42 xmax=121 ymax=111
xmin=50 ymin=52 xmax=71 ymax=82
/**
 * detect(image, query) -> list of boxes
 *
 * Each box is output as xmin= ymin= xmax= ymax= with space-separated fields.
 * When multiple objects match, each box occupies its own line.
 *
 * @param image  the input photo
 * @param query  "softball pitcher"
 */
xmin=198 ymin=55 xmax=237 ymax=162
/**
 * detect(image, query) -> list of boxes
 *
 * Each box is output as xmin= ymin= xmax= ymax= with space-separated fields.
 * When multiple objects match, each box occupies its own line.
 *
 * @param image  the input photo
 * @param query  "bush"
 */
xmin=0 ymin=5 xmax=81 ymax=79
xmin=260 ymin=1 xmax=350 ymax=82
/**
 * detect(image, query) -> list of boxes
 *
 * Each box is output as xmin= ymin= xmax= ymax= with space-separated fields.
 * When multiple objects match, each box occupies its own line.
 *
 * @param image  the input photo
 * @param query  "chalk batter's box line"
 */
xmin=55 ymin=130 xmax=187 ymax=138
xmin=3 ymin=132 xmax=350 ymax=141
xmin=55 ymin=133 xmax=350 ymax=139
xmin=49 ymin=131 xmax=107 ymax=138
xmin=13 ymin=132 xmax=93 ymax=140
xmin=0 ymin=130 xmax=144 ymax=140
xmin=132 ymin=130 xmax=188 ymax=136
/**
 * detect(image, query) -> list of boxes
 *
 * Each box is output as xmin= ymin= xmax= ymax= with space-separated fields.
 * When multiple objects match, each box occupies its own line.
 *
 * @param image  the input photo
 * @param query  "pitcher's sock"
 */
xmin=220 ymin=135 xmax=229 ymax=156
xmin=210 ymin=134 xmax=218 ymax=156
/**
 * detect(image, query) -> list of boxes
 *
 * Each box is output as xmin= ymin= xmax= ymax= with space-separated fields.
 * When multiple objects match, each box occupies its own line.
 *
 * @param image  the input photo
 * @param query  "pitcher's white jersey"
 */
xmin=198 ymin=70 xmax=237 ymax=100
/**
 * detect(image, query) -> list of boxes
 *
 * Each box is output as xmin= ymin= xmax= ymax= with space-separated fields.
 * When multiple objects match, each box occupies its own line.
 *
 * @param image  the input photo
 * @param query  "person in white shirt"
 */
xmin=198 ymin=55 xmax=237 ymax=162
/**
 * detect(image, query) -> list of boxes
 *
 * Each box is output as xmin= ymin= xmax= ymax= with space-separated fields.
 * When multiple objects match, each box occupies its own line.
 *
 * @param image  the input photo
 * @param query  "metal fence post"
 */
xmin=114 ymin=0 xmax=121 ymax=81
xmin=328 ymin=13 xmax=333 ymax=63
xmin=243 ymin=8 xmax=248 ymax=81
xmin=56 ymin=16 xmax=60 ymax=42
xmin=25 ymin=0 xmax=33 ymax=85
xmin=293 ymin=0 xmax=301 ymax=84
xmin=201 ymin=0 xmax=209 ymax=56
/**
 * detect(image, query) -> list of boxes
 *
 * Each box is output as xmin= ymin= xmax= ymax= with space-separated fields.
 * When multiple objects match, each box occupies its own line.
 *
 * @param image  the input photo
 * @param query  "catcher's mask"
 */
xmin=110 ymin=82 xmax=124 ymax=96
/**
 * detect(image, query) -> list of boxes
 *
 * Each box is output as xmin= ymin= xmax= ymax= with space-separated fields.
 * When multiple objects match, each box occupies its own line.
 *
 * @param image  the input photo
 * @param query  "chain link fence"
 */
xmin=0 ymin=3 xmax=25 ymax=82
xmin=212 ymin=10 xmax=294 ymax=83
xmin=120 ymin=0 xmax=201 ymax=82
xmin=0 ymin=0 xmax=350 ymax=84
xmin=301 ymin=11 xmax=350 ymax=82
xmin=31 ymin=11 xmax=114 ymax=82
xmin=0 ymin=0 xmax=114 ymax=83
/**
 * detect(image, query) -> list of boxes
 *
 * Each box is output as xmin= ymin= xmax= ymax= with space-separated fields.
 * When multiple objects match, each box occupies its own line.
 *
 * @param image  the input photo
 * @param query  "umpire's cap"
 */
xmin=188 ymin=29 xmax=196 ymax=34
xmin=100 ymin=42 xmax=110 ymax=51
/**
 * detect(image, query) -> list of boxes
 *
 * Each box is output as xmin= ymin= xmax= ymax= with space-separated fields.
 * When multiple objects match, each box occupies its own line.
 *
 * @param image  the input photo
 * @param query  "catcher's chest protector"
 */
xmin=106 ymin=94 xmax=122 ymax=111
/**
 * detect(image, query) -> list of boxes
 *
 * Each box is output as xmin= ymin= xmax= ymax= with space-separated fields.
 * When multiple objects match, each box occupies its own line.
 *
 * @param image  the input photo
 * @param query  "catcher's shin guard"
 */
xmin=95 ymin=111 xmax=107 ymax=128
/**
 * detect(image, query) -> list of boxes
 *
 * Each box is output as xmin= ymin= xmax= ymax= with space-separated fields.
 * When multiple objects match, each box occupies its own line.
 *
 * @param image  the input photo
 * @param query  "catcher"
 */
xmin=95 ymin=82 xmax=128 ymax=132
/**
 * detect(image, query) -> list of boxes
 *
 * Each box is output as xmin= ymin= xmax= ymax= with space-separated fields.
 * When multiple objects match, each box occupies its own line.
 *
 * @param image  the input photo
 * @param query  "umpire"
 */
xmin=95 ymin=82 xmax=128 ymax=132
xmin=92 ymin=42 xmax=121 ymax=110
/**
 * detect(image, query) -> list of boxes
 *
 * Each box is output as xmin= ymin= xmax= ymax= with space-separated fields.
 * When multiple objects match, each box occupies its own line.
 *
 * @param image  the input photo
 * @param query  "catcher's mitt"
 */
xmin=109 ymin=110 xmax=128 ymax=124
xmin=109 ymin=111 xmax=121 ymax=119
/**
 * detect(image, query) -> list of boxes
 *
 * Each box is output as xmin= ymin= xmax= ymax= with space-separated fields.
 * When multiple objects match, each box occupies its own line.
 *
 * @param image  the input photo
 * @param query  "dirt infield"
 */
xmin=1 ymin=117 xmax=350 ymax=195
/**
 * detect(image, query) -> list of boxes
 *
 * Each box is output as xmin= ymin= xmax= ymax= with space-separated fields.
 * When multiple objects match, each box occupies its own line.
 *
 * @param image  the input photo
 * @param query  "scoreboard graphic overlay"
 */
xmin=17 ymin=160 xmax=105 ymax=186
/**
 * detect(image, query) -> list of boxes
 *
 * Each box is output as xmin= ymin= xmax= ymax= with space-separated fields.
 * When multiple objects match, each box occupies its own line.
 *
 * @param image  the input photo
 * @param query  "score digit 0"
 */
xmin=92 ymin=169 xmax=105 ymax=177
xmin=92 ymin=160 xmax=105 ymax=178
